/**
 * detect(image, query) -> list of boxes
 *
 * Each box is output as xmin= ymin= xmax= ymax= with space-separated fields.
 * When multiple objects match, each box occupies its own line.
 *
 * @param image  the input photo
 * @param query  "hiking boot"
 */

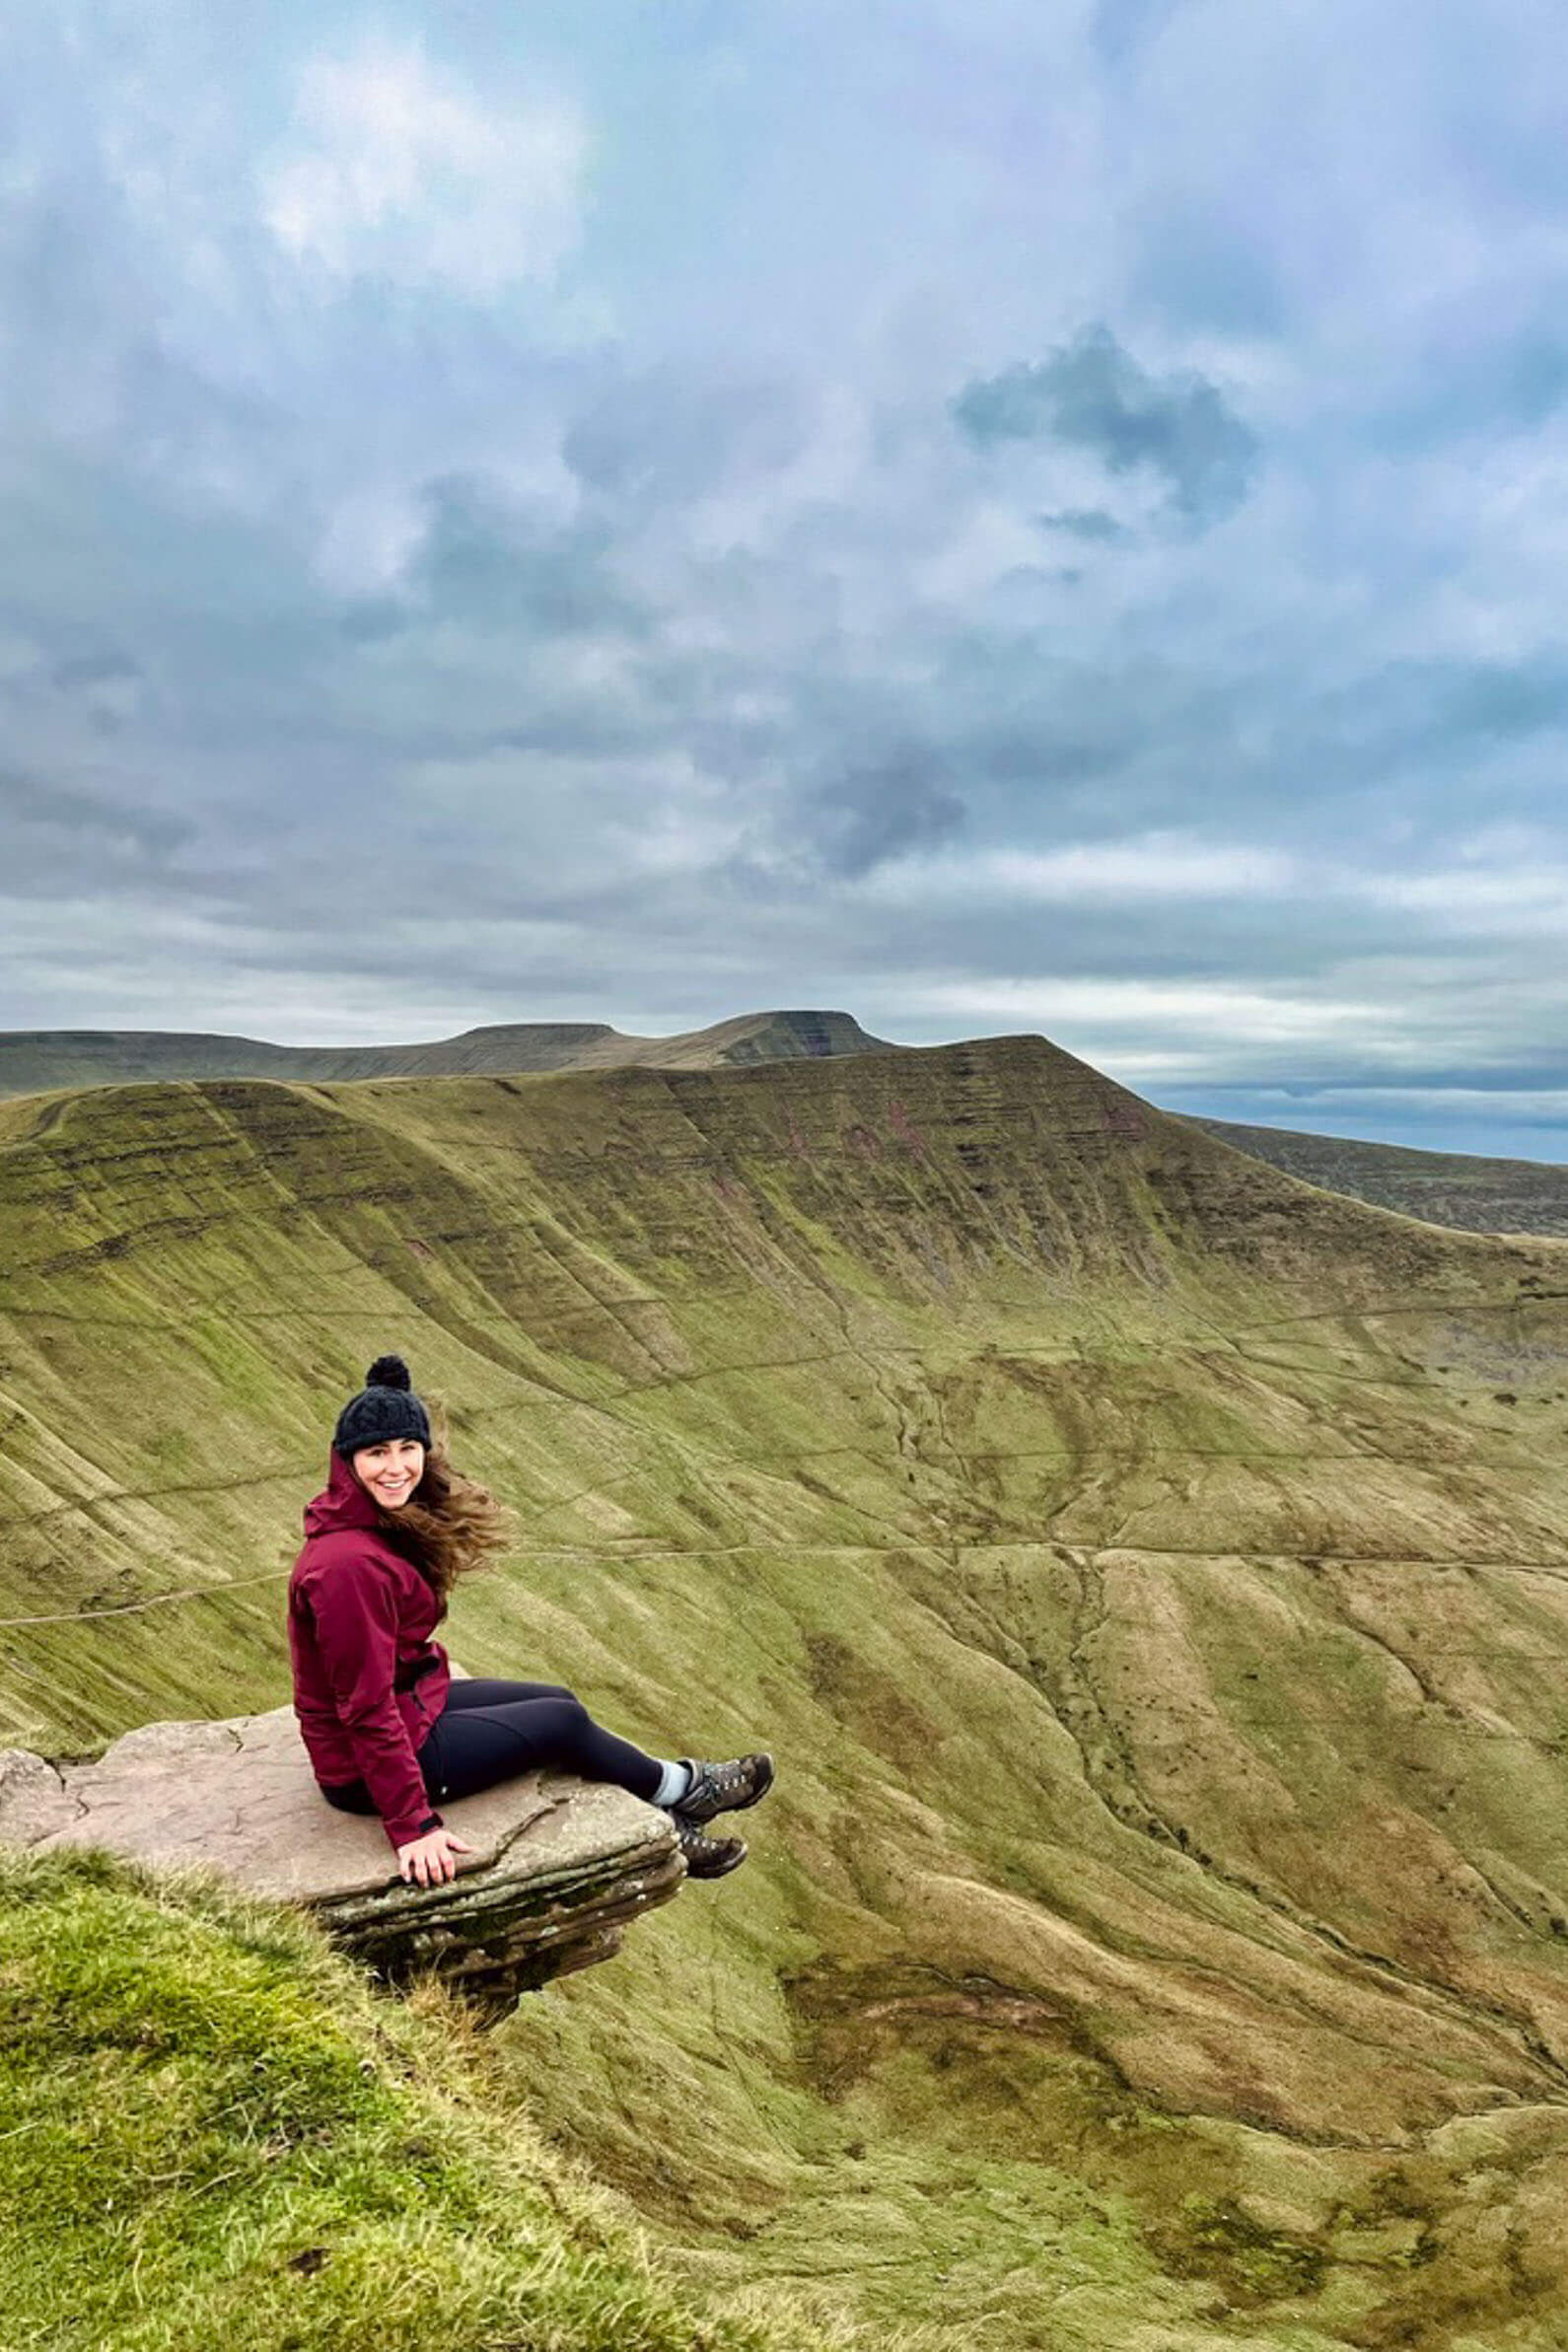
xmin=672 ymin=1751 xmax=774 ymax=1825
xmin=674 ymin=1815 xmax=748 ymax=1880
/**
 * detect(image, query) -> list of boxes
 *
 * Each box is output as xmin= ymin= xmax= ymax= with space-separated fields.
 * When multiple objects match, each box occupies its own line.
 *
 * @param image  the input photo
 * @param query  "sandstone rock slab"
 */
xmin=0 ymin=1703 xmax=683 ymax=2006
xmin=0 ymin=1747 xmax=80 ymax=1846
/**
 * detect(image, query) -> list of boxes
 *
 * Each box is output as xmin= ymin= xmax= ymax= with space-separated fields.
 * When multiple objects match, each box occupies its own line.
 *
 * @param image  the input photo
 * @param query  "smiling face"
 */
xmin=351 ymin=1436 xmax=426 ymax=1510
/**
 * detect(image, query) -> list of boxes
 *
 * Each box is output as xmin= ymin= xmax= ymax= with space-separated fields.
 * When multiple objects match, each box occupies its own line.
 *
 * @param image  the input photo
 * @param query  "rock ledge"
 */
xmin=0 ymin=1703 xmax=683 ymax=2008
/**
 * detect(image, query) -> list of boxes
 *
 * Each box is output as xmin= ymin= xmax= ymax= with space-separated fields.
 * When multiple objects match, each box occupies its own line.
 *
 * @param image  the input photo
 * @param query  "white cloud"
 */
xmin=1353 ymin=833 xmax=1568 ymax=935
xmin=918 ymin=974 xmax=1392 ymax=1043
xmin=863 ymin=833 xmax=1299 ymax=904
xmin=9 ymin=6 xmax=1568 ymax=1156
xmin=314 ymin=484 xmax=428 ymax=597
xmin=261 ymin=39 xmax=588 ymax=297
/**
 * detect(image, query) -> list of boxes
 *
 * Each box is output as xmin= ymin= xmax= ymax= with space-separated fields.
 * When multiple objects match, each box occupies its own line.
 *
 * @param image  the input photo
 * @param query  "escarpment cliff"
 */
xmin=6 ymin=1034 xmax=1568 ymax=2346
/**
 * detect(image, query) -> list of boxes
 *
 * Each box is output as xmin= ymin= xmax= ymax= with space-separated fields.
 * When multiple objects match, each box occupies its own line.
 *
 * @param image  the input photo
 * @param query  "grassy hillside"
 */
xmin=0 ymin=1846 xmax=849 ymax=2352
xmin=1196 ymin=1115 xmax=1568 ymax=1239
xmin=6 ymin=1036 xmax=1568 ymax=2346
xmin=0 ymin=1009 xmax=891 ymax=1099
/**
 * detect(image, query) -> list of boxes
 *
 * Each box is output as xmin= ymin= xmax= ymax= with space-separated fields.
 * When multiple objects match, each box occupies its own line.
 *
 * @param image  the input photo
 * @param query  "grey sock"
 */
xmin=652 ymin=1757 xmax=694 ymax=1808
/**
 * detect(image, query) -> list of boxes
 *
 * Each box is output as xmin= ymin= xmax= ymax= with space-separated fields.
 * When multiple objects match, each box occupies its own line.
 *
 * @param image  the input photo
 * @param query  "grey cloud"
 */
xmin=1036 ymin=508 xmax=1126 ymax=542
xmin=50 ymin=650 xmax=144 ymax=734
xmin=7 ymin=6 xmax=1568 ymax=1160
xmin=1129 ymin=202 xmax=1285 ymax=336
xmin=954 ymin=325 xmax=1259 ymax=524
xmin=933 ymin=639 xmax=1231 ymax=810
xmin=806 ymin=750 xmax=964 ymax=879
xmin=1301 ymin=653 xmax=1568 ymax=781
xmin=0 ymin=769 xmax=191 ymax=879
xmin=0 ymin=769 xmax=178 ymax=848
xmin=1431 ymin=654 xmax=1568 ymax=745
xmin=50 ymin=652 xmax=140 ymax=692
xmin=972 ymin=724 xmax=1135 ymax=788
xmin=563 ymin=374 xmax=809 ymax=509
xmin=1381 ymin=324 xmax=1568 ymax=452
xmin=927 ymin=639 xmax=1568 ymax=840
xmin=337 ymin=599 xmax=410 ymax=646
xmin=410 ymin=475 xmax=646 ymax=639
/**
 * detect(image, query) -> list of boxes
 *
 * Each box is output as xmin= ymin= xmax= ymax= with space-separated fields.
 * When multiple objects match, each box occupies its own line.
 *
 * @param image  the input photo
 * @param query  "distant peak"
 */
xmin=0 ymin=1010 xmax=899 ymax=1098
xmin=453 ymin=1022 xmax=620 ymax=1044
xmin=687 ymin=1010 xmax=895 ymax=1063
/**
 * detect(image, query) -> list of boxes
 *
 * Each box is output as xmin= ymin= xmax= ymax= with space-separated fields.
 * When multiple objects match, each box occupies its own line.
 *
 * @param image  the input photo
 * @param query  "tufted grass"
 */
xmin=0 ymin=1846 xmax=859 ymax=2352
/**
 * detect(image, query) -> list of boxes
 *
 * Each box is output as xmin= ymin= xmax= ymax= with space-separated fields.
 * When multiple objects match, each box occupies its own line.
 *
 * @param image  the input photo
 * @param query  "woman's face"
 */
xmin=352 ymin=1437 xmax=426 ymax=1511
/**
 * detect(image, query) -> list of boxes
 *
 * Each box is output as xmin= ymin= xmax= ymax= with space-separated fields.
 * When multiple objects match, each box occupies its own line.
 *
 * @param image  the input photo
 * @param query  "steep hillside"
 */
xmin=1197 ymin=1115 xmax=1568 ymax=1239
xmin=0 ymin=1846 xmax=844 ymax=2352
xmin=5 ymin=1035 xmax=1568 ymax=2347
xmin=0 ymin=1009 xmax=893 ymax=1099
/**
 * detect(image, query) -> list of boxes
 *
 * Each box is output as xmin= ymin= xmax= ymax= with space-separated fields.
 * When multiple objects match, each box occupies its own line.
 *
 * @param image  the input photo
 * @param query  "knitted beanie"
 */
xmin=332 ymin=1354 xmax=433 ymax=1459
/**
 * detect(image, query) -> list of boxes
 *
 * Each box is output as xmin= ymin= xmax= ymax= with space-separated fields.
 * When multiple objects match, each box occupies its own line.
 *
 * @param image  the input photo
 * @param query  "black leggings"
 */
xmin=322 ymin=1677 xmax=665 ymax=1819
xmin=424 ymin=1677 xmax=664 ymax=1805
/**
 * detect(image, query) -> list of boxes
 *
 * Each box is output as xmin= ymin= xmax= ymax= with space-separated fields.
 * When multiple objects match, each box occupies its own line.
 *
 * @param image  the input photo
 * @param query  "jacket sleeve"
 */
xmin=306 ymin=1549 xmax=444 ymax=1850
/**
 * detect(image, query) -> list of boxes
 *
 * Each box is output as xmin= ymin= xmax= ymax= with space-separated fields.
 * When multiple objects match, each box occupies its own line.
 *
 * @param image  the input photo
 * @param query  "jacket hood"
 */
xmin=303 ymin=1447 xmax=382 ymax=1538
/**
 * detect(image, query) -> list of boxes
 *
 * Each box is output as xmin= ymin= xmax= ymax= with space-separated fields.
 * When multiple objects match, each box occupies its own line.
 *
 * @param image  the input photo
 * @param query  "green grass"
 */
xmin=8 ymin=1039 xmax=1568 ymax=2346
xmin=0 ymin=1847 xmax=858 ymax=2352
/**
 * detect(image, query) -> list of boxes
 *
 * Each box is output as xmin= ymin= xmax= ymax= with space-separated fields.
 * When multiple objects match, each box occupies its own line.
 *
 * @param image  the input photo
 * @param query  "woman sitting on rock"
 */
xmin=288 ymin=1355 xmax=772 ymax=1889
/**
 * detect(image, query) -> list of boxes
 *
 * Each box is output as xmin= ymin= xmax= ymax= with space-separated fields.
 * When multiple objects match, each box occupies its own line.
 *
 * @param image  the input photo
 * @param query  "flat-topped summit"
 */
xmin=0 ymin=1008 xmax=894 ymax=1100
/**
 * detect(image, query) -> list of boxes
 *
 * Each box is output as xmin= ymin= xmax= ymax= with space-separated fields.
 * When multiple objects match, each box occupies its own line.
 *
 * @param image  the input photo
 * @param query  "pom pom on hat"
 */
xmin=334 ymin=1352 xmax=432 ymax=1459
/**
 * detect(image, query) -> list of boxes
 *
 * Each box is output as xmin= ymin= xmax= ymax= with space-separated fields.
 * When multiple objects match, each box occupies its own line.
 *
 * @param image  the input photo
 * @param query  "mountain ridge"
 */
xmin=6 ymin=1033 xmax=1568 ymax=2344
xmin=1195 ymin=1111 xmax=1568 ymax=1238
xmin=0 ymin=1007 xmax=893 ymax=1099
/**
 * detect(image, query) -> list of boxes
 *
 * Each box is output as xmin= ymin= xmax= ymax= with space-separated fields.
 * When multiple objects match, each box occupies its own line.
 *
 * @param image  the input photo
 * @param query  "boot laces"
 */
xmin=677 ymin=1817 xmax=733 ymax=1857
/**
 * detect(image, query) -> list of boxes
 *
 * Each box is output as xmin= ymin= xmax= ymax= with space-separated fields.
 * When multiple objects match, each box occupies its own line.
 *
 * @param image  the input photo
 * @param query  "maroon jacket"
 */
xmin=287 ymin=1451 xmax=452 ymax=1848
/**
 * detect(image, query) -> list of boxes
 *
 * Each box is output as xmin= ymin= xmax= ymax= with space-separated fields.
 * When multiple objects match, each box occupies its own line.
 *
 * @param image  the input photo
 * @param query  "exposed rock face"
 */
xmin=0 ymin=1703 xmax=683 ymax=2008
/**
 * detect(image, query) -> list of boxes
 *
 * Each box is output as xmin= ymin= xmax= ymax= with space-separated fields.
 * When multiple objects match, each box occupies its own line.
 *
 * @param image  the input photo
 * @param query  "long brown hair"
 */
xmin=369 ymin=1399 xmax=514 ymax=1609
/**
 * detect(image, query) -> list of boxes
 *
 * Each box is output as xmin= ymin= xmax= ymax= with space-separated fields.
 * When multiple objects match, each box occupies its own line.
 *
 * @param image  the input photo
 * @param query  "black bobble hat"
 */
xmin=333 ymin=1354 xmax=433 ymax=1459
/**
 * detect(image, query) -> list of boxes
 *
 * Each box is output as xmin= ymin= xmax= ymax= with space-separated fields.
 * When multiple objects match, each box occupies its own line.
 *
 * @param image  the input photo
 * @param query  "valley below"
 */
xmin=5 ymin=1033 xmax=1568 ymax=2347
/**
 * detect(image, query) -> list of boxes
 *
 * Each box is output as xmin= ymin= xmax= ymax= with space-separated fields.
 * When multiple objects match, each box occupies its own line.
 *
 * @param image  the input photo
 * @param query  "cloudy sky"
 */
xmin=4 ymin=1 xmax=1568 ymax=1154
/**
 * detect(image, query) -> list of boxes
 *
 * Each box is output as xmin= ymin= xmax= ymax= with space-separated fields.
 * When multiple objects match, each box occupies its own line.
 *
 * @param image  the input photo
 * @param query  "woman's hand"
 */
xmin=395 ymin=1826 xmax=474 ymax=1887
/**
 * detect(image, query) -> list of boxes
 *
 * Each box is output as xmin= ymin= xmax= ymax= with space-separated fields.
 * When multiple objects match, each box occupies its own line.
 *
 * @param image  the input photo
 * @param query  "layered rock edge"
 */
xmin=0 ymin=1704 xmax=683 ymax=2007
